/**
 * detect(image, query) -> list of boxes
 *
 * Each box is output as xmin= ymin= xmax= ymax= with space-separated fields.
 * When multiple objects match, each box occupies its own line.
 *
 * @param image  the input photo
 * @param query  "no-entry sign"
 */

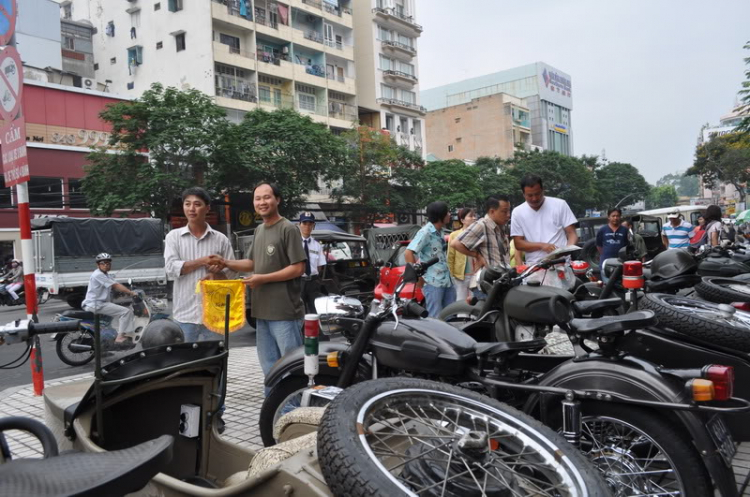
xmin=0 ymin=45 xmax=21 ymax=122
xmin=0 ymin=0 xmax=16 ymax=47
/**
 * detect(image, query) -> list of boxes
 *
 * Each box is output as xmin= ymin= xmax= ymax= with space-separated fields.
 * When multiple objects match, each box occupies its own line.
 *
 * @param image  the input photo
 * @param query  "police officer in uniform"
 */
xmin=299 ymin=212 xmax=326 ymax=313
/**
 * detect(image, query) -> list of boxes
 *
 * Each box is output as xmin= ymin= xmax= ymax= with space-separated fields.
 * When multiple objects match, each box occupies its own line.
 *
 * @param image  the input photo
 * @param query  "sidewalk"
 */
xmin=0 ymin=346 xmax=266 ymax=457
xmin=2 ymin=345 xmax=750 ymax=495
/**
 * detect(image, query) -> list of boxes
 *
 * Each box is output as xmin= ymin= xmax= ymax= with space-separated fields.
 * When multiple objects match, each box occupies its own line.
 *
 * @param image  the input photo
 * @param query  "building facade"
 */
xmin=425 ymin=93 xmax=536 ymax=161
xmin=421 ymin=62 xmax=573 ymax=160
xmin=352 ymin=0 xmax=426 ymax=156
xmin=62 ymin=0 xmax=358 ymax=131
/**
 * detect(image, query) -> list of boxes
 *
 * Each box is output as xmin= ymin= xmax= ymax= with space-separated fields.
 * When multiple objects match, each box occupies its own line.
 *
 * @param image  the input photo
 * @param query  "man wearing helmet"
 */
xmin=82 ymin=253 xmax=138 ymax=343
xmin=4 ymin=259 xmax=24 ymax=304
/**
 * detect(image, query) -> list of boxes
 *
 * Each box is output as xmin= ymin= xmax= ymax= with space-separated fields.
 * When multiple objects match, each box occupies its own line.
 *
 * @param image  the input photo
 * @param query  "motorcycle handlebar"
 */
xmin=405 ymin=301 xmax=428 ymax=319
xmin=542 ymin=257 xmax=567 ymax=268
xmin=416 ymin=257 xmax=440 ymax=275
xmin=29 ymin=320 xmax=81 ymax=335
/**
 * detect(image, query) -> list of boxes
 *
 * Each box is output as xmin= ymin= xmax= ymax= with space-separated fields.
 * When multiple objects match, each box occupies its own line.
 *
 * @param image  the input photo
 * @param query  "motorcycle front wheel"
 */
xmin=318 ymin=378 xmax=609 ymax=497
xmin=55 ymin=330 xmax=95 ymax=367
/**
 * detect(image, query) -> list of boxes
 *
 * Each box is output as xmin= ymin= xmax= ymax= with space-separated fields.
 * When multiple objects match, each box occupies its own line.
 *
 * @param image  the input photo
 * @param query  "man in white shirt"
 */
xmin=511 ymin=174 xmax=578 ymax=264
xmin=298 ymin=212 xmax=326 ymax=313
xmin=82 ymin=253 xmax=138 ymax=343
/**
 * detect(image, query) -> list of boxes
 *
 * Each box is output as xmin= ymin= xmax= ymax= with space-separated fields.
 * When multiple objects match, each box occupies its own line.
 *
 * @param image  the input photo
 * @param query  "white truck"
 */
xmin=32 ymin=217 xmax=168 ymax=309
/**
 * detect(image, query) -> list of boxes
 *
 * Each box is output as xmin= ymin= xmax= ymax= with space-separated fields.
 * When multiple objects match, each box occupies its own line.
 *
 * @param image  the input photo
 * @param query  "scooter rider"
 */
xmin=81 ymin=253 xmax=138 ymax=344
xmin=4 ymin=259 xmax=24 ymax=304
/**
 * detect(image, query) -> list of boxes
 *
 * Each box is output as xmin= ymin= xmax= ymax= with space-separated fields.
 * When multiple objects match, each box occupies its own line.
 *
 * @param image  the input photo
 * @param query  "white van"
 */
xmin=638 ymin=206 xmax=706 ymax=226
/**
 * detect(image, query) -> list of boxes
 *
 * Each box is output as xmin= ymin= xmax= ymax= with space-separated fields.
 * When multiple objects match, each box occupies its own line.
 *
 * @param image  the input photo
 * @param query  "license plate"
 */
xmin=707 ymin=415 xmax=737 ymax=466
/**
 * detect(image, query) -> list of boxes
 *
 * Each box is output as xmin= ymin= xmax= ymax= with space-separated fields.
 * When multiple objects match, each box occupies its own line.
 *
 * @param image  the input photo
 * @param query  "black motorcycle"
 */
xmin=261 ymin=258 xmax=749 ymax=496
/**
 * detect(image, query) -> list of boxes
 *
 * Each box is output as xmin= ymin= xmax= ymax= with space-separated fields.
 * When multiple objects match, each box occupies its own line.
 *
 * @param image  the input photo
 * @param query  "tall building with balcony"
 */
xmin=425 ymin=93 xmax=537 ymax=162
xmin=61 ymin=0 xmax=358 ymax=131
xmin=352 ymin=0 xmax=426 ymax=157
xmin=421 ymin=62 xmax=574 ymax=157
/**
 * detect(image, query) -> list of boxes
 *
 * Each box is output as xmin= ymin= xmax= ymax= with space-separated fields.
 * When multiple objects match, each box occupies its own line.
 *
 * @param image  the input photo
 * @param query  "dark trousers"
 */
xmin=300 ymin=276 xmax=323 ymax=315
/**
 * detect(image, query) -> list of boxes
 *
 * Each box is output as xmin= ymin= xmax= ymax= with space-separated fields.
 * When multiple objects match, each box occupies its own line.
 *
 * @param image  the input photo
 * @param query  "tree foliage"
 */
xmin=206 ymin=108 xmax=350 ymax=218
xmin=417 ymin=160 xmax=483 ymax=208
xmin=737 ymin=41 xmax=750 ymax=135
xmin=82 ymin=83 xmax=232 ymax=219
xmin=646 ymin=185 xmax=679 ymax=209
xmin=594 ymin=162 xmax=651 ymax=208
xmin=687 ymin=133 xmax=750 ymax=199
xmin=656 ymin=171 xmax=700 ymax=197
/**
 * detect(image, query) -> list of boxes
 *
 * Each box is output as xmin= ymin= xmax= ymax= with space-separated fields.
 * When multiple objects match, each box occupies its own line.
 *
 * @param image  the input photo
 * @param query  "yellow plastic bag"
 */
xmin=196 ymin=279 xmax=246 ymax=333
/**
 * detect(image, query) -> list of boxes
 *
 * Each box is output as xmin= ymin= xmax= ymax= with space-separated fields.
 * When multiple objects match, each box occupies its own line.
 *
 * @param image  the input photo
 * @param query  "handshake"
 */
xmin=205 ymin=255 xmax=227 ymax=273
xmin=203 ymin=255 xmax=265 ymax=288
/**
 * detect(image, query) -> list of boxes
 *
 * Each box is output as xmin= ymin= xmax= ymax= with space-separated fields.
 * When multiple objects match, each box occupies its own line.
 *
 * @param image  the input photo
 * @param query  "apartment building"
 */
xmin=60 ymin=0 xmax=357 ymax=131
xmin=421 ymin=62 xmax=574 ymax=157
xmin=352 ymin=0 xmax=426 ymax=157
xmin=426 ymin=93 xmax=536 ymax=162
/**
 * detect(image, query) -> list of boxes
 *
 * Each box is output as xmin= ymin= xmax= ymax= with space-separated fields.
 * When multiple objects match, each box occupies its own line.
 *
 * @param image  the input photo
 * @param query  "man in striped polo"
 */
xmin=165 ymin=187 xmax=236 ymax=341
xmin=661 ymin=212 xmax=693 ymax=250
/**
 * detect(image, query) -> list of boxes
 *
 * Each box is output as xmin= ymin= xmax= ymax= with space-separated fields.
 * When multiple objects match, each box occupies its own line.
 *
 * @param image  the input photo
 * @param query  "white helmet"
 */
xmin=95 ymin=253 xmax=112 ymax=263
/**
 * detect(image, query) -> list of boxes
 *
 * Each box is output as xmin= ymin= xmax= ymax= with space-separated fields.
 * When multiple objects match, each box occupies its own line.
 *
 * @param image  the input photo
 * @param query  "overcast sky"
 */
xmin=418 ymin=0 xmax=750 ymax=184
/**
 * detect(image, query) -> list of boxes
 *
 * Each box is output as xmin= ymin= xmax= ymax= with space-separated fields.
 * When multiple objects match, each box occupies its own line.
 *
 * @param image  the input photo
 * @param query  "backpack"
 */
xmin=690 ymin=221 xmax=718 ymax=248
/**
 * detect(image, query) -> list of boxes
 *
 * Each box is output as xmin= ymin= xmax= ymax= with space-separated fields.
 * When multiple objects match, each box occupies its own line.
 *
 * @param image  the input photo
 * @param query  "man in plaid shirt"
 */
xmin=451 ymin=195 xmax=511 ymax=270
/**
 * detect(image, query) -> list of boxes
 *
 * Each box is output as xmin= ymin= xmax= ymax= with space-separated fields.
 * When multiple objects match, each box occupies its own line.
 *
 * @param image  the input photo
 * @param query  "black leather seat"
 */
xmin=474 ymin=338 xmax=547 ymax=357
xmin=569 ymin=310 xmax=657 ymax=336
xmin=646 ymin=274 xmax=701 ymax=292
xmin=572 ymin=298 xmax=622 ymax=315
xmin=61 ymin=310 xmax=96 ymax=320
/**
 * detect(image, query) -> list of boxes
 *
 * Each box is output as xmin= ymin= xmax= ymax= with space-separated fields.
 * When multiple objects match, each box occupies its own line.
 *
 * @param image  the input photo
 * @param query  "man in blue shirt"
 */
xmin=405 ymin=201 xmax=455 ymax=317
xmin=662 ymin=213 xmax=693 ymax=250
xmin=596 ymin=208 xmax=629 ymax=261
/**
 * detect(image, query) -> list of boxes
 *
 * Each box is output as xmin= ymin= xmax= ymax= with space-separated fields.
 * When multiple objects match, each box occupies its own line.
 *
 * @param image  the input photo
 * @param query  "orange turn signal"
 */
xmin=688 ymin=379 xmax=715 ymax=402
xmin=327 ymin=351 xmax=340 ymax=368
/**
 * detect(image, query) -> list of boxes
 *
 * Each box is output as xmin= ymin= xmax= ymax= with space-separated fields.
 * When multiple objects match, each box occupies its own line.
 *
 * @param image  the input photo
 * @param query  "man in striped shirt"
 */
xmin=661 ymin=213 xmax=693 ymax=250
xmin=451 ymin=195 xmax=511 ymax=269
xmin=165 ymin=187 xmax=236 ymax=341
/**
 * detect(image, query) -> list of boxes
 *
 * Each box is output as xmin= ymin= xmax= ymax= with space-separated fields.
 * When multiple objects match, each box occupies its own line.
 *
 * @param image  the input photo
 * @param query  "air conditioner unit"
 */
xmin=84 ymin=78 xmax=94 ymax=89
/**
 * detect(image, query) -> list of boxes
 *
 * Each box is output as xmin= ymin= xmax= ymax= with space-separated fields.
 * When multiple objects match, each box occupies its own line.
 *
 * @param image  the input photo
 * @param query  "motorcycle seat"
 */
xmin=646 ymin=274 xmax=702 ymax=292
xmin=474 ymin=338 xmax=547 ymax=357
xmin=572 ymin=298 xmax=622 ymax=315
xmin=569 ymin=310 xmax=658 ymax=337
xmin=61 ymin=310 xmax=96 ymax=320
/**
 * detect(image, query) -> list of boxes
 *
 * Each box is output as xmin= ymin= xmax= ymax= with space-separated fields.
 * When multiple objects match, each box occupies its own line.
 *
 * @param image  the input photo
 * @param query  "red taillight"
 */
xmin=622 ymin=261 xmax=644 ymax=289
xmin=571 ymin=260 xmax=590 ymax=276
xmin=731 ymin=302 xmax=750 ymax=312
xmin=704 ymin=365 xmax=734 ymax=401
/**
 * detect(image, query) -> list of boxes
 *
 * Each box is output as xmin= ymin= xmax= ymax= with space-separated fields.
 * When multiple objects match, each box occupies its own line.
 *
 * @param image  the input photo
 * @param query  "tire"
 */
xmin=66 ymin=294 xmax=84 ymax=310
xmin=259 ymin=374 xmax=339 ymax=447
xmin=581 ymin=238 xmax=601 ymax=271
xmin=695 ymin=276 xmax=750 ymax=304
xmin=640 ymin=293 xmax=750 ymax=352
xmin=437 ymin=301 xmax=481 ymax=322
xmin=318 ymin=378 xmax=610 ymax=497
xmin=55 ymin=331 xmax=95 ymax=367
xmin=570 ymin=403 xmax=711 ymax=496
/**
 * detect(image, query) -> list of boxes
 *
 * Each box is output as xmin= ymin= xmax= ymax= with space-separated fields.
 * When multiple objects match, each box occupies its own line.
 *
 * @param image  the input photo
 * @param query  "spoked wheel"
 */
xmin=55 ymin=330 xmax=95 ymax=367
xmin=318 ymin=378 xmax=609 ymax=497
xmin=577 ymin=404 xmax=711 ymax=497
xmin=640 ymin=293 xmax=750 ymax=352
xmin=695 ymin=276 xmax=750 ymax=303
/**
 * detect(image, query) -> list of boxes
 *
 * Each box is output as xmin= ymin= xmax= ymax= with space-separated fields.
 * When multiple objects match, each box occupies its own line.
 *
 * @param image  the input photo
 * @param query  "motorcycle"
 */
xmin=261 ymin=257 xmax=750 ymax=496
xmin=52 ymin=288 xmax=179 ymax=367
xmin=0 ymin=320 xmax=609 ymax=496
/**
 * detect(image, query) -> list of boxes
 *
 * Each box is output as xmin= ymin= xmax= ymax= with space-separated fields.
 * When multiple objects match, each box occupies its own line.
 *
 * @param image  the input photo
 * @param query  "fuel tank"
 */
xmin=370 ymin=317 xmax=477 ymax=375
xmin=698 ymin=256 xmax=749 ymax=277
xmin=503 ymin=285 xmax=574 ymax=324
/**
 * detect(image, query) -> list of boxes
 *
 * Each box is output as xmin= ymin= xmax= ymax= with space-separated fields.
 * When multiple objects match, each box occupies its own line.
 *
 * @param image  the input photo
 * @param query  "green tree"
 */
xmin=82 ymin=83 xmax=233 ymax=220
xmin=646 ymin=185 xmax=679 ymax=209
xmin=416 ymin=160 xmax=483 ymax=208
xmin=737 ymin=41 xmax=750 ymax=134
xmin=206 ymin=108 xmax=350 ymax=218
xmin=656 ymin=171 xmax=700 ymax=197
xmin=687 ymin=133 xmax=750 ymax=199
xmin=474 ymin=156 xmax=516 ymax=204
xmin=594 ymin=162 xmax=650 ymax=209
xmin=333 ymin=127 xmax=423 ymax=226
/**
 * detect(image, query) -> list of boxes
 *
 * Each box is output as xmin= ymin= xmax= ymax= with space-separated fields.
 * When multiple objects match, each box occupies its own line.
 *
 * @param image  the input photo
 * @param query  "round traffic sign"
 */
xmin=0 ymin=0 xmax=16 ymax=46
xmin=0 ymin=46 xmax=21 ymax=122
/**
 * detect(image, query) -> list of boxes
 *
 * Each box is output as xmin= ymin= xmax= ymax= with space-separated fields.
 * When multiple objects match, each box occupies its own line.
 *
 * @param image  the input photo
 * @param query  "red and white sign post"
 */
xmin=0 ymin=1 xmax=43 ymax=394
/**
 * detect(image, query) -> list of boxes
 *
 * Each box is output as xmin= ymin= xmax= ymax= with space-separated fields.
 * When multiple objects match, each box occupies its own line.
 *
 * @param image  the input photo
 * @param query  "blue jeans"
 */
xmin=422 ymin=284 xmax=456 ymax=318
xmin=174 ymin=321 xmax=224 ymax=342
xmin=256 ymin=318 xmax=303 ymax=382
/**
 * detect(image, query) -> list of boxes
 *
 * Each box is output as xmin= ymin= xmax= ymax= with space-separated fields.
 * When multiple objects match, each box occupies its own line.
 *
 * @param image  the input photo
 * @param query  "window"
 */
xmin=401 ymin=90 xmax=415 ymax=104
xmin=378 ymin=26 xmax=390 ymax=41
xmin=168 ymin=0 xmax=183 ymax=12
xmin=110 ymin=57 xmax=117 ymax=64
xmin=130 ymin=10 xmax=141 ymax=27
xmin=62 ymin=3 xmax=72 ymax=20
xmin=448 ymin=145 xmax=454 ymax=152
xmin=62 ymin=35 xmax=75 ymax=50
xmin=398 ymin=34 xmax=412 ymax=47
xmin=29 ymin=178 xmax=63 ymax=209
xmin=259 ymin=85 xmax=271 ymax=103
xmin=127 ymin=46 xmax=143 ymax=65
xmin=175 ymin=33 xmax=186 ymax=52
xmin=156 ymin=41 xmax=163 ymax=49
xmin=68 ymin=179 xmax=87 ymax=209
xmin=154 ymin=2 xmax=161 ymax=11
xmin=454 ymin=117 xmax=461 ymax=123
xmin=298 ymin=93 xmax=316 ymax=112
xmin=385 ymin=114 xmax=394 ymax=131
xmin=379 ymin=55 xmax=391 ymax=71
xmin=381 ymin=84 xmax=394 ymax=99
xmin=396 ymin=60 xmax=414 ymax=75
xmin=0 ymin=177 xmax=12 ymax=208
xmin=94 ymin=63 xmax=99 ymax=70
xmin=219 ymin=33 xmax=240 ymax=53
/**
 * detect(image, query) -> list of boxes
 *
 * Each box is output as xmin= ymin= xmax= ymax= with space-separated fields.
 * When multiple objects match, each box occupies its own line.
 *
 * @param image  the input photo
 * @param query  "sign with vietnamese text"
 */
xmin=1 ymin=114 xmax=28 ymax=186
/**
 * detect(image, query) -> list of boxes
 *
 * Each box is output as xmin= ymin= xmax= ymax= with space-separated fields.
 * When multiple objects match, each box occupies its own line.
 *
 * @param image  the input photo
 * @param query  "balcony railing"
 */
xmin=212 ymin=0 xmax=252 ymax=20
xmin=301 ymin=0 xmax=322 ymax=9
xmin=376 ymin=97 xmax=427 ymax=113
xmin=216 ymin=43 xmax=257 ymax=60
xmin=327 ymin=72 xmax=348 ymax=83
xmin=301 ymin=29 xmax=324 ymax=44
xmin=256 ymin=50 xmax=289 ymax=65
xmin=383 ymin=69 xmax=417 ymax=82
xmin=296 ymin=100 xmax=327 ymax=116
xmin=323 ymin=2 xmax=351 ymax=16
xmin=255 ymin=15 xmax=279 ymax=29
xmin=324 ymin=39 xmax=344 ymax=50
xmin=328 ymin=102 xmax=357 ymax=120
xmin=216 ymin=85 xmax=258 ymax=102
xmin=296 ymin=62 xmax=325 ymax=77
xmin=382 ymin=39 xmax=416 ymax=55
xmin=372 ymin=7 xmax=423 ymax=32
xmin=258 ymin=94 xmax=294 ymax=109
